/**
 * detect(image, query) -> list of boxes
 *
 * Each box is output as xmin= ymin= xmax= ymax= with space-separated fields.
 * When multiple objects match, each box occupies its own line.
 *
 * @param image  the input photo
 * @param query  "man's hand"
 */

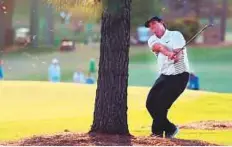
xmin=167 ymin=52 xmax=175 ymax=60
xmin=172 ymin=48 xmax=184 ymax=63
xmin=173 ymin=48 xmax=183 ymax=54
xmin=152 ymin=43 xmax=172 ymax=57
xmin=152 ymin=44 xmax=183 ymax=63
xmin=152 ymin=43 xmax=161 ymax=53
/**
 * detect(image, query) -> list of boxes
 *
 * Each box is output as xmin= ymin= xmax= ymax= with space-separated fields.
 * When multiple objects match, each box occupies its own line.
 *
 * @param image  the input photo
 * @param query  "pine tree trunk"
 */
xmin=0 ymin=0 xmax=15 ymax=49
xmin=30 ymin=0 xmax=39 ymax=48
xmin=220 ymin=0 xmax=227 ymax=42
xmin=4 ymin=0 xmax=15 ymax=47
xmin=90 ymin=0 xmax=131 ymax=135
xmin=45 ymin=3 xmax=54 ymax=46
xmin=0 ymin=0 xmax=5 ymax=51
xmin=195 ymin=0 xmax=200 ymax=18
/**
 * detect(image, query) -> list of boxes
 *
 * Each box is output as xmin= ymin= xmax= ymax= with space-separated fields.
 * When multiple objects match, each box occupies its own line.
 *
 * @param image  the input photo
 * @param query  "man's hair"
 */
xmin=145 ymin=16 xmax=163 ymax=28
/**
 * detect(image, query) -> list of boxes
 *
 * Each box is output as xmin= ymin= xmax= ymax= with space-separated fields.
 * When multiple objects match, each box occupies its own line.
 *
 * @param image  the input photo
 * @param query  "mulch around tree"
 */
xmin=2 ymin=132 xmax=218 ymax=146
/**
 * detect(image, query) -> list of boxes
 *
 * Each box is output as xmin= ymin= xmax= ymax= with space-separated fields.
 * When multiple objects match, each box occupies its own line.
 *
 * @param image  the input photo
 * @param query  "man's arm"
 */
xmin=172 ymin=31 xmax=187 ymax=62
xmin=152 ymin=43 xmax=176 ymax=60
xmin=148 ymin=36 xmax=178 ymax=61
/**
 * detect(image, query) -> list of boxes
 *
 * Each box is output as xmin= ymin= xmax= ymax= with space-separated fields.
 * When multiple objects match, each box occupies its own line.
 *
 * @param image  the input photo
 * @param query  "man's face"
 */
xmin=149 ymin=21 xmax=166 ymax=38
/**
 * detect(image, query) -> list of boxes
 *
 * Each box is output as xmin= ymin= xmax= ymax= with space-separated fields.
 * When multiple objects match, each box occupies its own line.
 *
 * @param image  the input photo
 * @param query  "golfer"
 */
xmin=145 ymin=16 xmax=190 ymax=138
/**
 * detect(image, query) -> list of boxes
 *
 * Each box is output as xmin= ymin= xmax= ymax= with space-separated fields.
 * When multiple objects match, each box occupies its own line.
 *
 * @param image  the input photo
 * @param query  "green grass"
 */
xmin=0 ymin=81 xmax=232 ymax=145
xmin=4 ymin=46 xmax=58 ymax=58
xmin=2 ymin=45 xmax=99 ymax=81
xmin=129 ymin=47 xmax=232 ymax=93
xmin=2 ymin=46 xmax=232 ymax=93
xmin=130 ymin=47 xmax=232 ymax=63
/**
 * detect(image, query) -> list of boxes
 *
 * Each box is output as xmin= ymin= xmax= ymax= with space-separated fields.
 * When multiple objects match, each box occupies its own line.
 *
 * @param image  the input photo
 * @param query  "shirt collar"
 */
xmin=160 ymin=29 xmax=170 ymax=40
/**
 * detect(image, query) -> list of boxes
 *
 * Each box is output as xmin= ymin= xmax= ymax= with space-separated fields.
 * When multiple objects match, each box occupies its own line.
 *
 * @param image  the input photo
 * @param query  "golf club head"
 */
xmin=204 ymin=24 xmax=214 ymax=29
xmin=208 ymin=24 xmax=214 ymax=27
xmin=202 ymin=24 xmax=214 ymax=31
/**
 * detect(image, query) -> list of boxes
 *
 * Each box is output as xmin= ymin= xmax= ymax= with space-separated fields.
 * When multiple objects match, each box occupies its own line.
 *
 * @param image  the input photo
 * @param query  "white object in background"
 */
xmin=15 ymin=28 xmax=30 ymax=44
xmin=195 ymin=34 xmax=203 ymax=44
xmin=15 ymin=28 xmax=29 ymax=38
xmin=52 ymin=58 xmax=59 ymax=64
xmin=60 ymin=11 xmax=66 ymax=19
xmin=62 ymin=41 xmax=73 ymax=46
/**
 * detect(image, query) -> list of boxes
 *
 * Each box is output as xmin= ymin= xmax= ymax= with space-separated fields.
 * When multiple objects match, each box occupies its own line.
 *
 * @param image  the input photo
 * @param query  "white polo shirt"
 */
xmin=148 ymin=29 xmax=190 ymax=75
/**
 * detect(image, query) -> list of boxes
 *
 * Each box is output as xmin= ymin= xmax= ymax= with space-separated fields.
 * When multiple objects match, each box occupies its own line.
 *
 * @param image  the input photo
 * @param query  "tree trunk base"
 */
xmin=88 ymin=130 xmax=131 ymax=136
xmin=88 ymin=131 xmax=133 ymax=138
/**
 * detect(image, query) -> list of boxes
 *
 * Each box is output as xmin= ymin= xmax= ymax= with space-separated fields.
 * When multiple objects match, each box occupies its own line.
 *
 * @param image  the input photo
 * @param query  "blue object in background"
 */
xmin=86 ymin=77 xmax=95 ymax=84
xmin=48 ymin=59 xmax=61 ymax=83
xmin=137 ymin=26 xmax=151 ymax=43
xmin=0 ymin=60 xmax=3 ymax=80
xmin=0 ymin=65 xmax=3 ymax=80
xmin=187 ymin=73 xmax=200 ymax=90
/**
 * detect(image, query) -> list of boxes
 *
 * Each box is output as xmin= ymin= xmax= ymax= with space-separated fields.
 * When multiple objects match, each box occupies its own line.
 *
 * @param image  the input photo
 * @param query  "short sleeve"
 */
xmin=148 ymin=36 xmax=158 ymax=49
xmin=148 ymin=36 xmax=159 ymax=56
xmin=172 ymin=31 xmax=186 ymax=49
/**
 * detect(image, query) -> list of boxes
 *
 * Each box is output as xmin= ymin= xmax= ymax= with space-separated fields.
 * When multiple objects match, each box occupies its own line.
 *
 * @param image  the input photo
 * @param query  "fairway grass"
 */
xmin=0 ymin=81 xmax=232 ymax=145
xmin=3 ymin=46 xmax=232 ymax=93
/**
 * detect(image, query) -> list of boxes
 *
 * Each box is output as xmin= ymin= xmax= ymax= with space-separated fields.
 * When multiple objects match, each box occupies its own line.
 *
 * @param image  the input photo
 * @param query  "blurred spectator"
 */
xmin=85 ymin=23 xmax=93 ymax=44
xmin=60 ymin=11 xmax=72 ymax=24
xmin=0 ymin=59 xmax=4 ymax=80
xmin=187 ymin=73 xmax=199 ymax=90
xmin=60 ymin=11 xmax=66 ymax=23
xmin=89 ymin=58 xmax=96 ymax=78
xmin=48 ymin=58 xmax=61 ymax=82
xmin=73 ymin=68 xmax=86 ymax=84
xmin=73 ymin=20 xmax=84 ymax=36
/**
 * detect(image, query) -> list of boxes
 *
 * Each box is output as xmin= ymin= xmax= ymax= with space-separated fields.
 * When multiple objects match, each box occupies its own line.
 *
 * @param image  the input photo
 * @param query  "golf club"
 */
xmin=161 ymin=23 xmax=214 ymax=72
xmin=174 ymin=23 xmax=214 ymax=55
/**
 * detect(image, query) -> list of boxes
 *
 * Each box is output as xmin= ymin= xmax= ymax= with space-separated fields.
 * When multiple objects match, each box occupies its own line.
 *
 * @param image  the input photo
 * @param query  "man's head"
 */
xmin=145 ymin=16 xmax=166 ymax=38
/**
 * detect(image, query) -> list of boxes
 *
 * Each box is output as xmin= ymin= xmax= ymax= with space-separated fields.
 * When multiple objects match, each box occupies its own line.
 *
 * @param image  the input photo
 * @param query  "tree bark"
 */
xmin=183 ymin=0 xmax=189 ymax=16
xmin=208 ymin=0 xmax=215 ymax=25
xmin=90 ymin=0 xmax=131 ymax=135
xmin=4 ymin=0 xmax=14 ymax=30
xmin=0 ymin=0 xmax=15 ymax=49
xmin=220 ymin=0 xmax=227 ymax=42
xmin=0 ymin=0 xmax=5 ymax=51
xmin=195 ymin=0 xmax=200 ymax=18
xmin=30 ymin=0 xmax=39 ymax=48
xmin=4 ymin=0 xmax=15 ymax=47
xmin=45 ymin=3 xmax=54 ymax=46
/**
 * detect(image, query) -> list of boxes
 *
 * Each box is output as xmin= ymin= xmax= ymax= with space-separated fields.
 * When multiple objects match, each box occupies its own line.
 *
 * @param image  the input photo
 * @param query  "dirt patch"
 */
xmin=180 ymin=120 xmax=232 ymax=130
xmin=2 ymin=133 xmax=217 ymax=146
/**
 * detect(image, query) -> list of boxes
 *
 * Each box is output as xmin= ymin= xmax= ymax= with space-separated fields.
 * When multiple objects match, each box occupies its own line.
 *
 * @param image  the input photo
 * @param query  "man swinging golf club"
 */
xmin=145 ymin=16 xmax=190 ymax=138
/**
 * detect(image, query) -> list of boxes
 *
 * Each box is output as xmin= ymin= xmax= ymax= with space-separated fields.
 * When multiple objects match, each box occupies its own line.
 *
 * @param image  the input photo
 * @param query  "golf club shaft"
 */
xmin=174 ymin=24 xmax=212 ymax=55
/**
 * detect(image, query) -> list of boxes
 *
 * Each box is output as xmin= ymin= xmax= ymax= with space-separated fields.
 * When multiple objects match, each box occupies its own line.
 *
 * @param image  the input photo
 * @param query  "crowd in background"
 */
xmin=0 ymin=58 xmax=96 ymax=84
xmin=0 ymin=58 xmax=199 ymax=89
xmin=48 ymin=58 xmax=96 ymax=84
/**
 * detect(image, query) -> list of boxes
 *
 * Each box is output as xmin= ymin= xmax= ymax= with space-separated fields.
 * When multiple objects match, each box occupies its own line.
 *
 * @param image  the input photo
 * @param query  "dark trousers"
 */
xmin=146 ymin=72 xmax=189 ymax=135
